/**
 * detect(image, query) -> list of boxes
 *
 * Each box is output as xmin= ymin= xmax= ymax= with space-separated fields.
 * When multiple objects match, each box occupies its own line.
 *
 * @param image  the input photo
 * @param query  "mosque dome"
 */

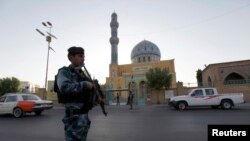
xmin=131 ymin=40 xmax=161 ymax=63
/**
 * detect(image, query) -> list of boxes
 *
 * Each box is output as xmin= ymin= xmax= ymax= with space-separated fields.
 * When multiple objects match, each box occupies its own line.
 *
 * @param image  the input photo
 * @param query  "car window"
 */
xmin=0 ymin=96 xmax=6 ymax=102
xmin=22 ymin=95 xmax=40 ymax=100
xmin=191 ymin=90 xmax=203 ymax=96
xmin=205 ymin=89 xmax=215 ymax=95
xmin=6 ymin=96 xmax=18 ymax=102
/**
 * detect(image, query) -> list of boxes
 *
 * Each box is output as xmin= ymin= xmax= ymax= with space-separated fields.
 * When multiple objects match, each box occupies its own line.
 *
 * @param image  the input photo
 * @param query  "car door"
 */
xmin=4 ymin=95 xmax=18 ymax=114
xmin=203 ymin=88 xmax=219 ymax=105
xmin=189 ymin=89 xmax=205 ymax=106
xmin=0 ymin=96 xmax=7 ymax=113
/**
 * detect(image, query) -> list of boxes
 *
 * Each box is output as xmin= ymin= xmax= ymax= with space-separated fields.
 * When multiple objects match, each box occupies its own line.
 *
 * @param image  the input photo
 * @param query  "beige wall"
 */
xmin=36 ymin=88 xmax=46 ymax=100
xmin=202 ymin=60 xmax=250 ymax=101
xmin=147 ymin=89 xmax=166 ymax=104
xmin=218 ymin=84 xmax=250 ymax=102
xmin=147 ymin=81 xmax=250 ymax=104
xmin=106 ymin=59 xmax=177 ymax=90
xmin=47 ymin=81 xmax=59 ymax=101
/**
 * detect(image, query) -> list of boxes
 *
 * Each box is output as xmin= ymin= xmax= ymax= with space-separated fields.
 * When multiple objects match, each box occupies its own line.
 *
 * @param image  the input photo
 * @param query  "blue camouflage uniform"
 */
xmin=57 ymin=66 xmax=91 ymax=141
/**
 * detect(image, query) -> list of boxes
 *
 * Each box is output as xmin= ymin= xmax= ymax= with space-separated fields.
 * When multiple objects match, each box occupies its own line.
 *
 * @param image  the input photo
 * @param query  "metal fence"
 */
xmin=224 ymin=79 xmax=250 ymax=85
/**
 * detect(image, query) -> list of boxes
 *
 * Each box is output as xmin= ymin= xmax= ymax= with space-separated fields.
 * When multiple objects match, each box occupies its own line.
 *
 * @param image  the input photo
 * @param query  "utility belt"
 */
xmin=66 ymin=108 xmax=88 ymax=116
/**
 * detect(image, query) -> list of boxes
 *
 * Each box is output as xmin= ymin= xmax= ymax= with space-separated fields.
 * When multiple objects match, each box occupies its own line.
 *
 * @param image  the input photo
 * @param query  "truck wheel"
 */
xmin=13 ymin=108 xmax=23 ymax=118
xmin=177 ymin=102 xmax=187 ymax=110
xmin=174 ymin=105 xmax=179 ymax=110
xmin=221 ymin=100 xmax=233 ymax=109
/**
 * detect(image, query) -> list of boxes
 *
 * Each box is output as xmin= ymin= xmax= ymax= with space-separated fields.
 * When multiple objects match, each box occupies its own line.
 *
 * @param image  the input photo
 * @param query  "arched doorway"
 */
xmin=128 ymin=81 xmax=137 ymax=105
xmin=208 ymin=76 xmax=212 ymax=86
xmin=128 ymin=81 xmax=137 ymax=93
xmin=138 ymin=81 xmax=147 ymax=105
xmin=106 ymin=84 xmax=113 ymax=105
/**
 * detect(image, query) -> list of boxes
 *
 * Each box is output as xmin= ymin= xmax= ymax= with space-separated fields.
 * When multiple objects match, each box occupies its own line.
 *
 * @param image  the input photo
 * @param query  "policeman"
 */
xmin=56 ymin=46 xmax=94 ymax=141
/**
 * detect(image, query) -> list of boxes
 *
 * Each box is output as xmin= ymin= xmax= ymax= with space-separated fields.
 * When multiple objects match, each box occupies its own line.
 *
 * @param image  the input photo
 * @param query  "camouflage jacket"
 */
xmin=56 ymin=66 xmax=90 ymax=109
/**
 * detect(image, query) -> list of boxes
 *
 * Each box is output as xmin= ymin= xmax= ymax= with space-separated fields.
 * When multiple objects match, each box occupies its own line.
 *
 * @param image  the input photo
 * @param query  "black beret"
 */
xmin=68 ymin=46 xmax=84 ymax=55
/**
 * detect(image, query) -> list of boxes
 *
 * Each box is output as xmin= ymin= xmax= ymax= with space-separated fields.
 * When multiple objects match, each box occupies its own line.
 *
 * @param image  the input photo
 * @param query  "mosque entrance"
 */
xmin=106 ymin=89 xmax=129 ymax=105
xmin=105 ymin=81 xmax=148 ymax=105
xmin=128 ymin=81 xmax=147 ymax=105
xmin=138 ymin=81 xmax=147 ymax=105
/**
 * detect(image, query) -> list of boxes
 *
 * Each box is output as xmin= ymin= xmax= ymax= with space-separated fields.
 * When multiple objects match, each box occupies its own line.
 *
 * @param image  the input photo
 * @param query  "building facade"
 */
xmin=43 ymin=12 xmax=176 ymax=105
xmin=20 ymin=81 xmax=40 ymax=93
xmin=105 ymin=12 xmax=176 ymax=105
xmin=202 ymin=60 xmax=250 ymax=101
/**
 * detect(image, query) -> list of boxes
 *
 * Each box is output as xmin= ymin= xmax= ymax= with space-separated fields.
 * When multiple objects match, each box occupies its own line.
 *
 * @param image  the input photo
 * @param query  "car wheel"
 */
xmin=177 ymin=102 xmax=187 ymax=110
xmin=221 ymin=100 xmax=233 ymax=109
xmin=35 ymin=110 xmax=43 ymax=116
xmin=13 ymin=108 xmax=23 ymax=118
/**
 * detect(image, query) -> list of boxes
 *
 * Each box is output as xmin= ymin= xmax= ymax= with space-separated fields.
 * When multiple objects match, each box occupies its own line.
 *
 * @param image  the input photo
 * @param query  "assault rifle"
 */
xmin=82 ymin=65 xmax=108 ymax=116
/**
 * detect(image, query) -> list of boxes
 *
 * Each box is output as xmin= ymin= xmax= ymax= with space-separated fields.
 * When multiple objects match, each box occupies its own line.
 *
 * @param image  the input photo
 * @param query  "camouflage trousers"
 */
xmin=62 ymin=113 xmax=91 ymax=141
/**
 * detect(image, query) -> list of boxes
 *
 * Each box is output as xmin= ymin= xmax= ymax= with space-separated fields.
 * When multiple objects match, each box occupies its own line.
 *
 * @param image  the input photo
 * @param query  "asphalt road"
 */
xmin=0 ymin=103 xmax=250 ymax=141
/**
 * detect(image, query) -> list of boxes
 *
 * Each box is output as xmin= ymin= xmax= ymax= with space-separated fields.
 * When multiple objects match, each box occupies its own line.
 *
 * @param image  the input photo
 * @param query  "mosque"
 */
xmin=42 ymin=12 xmax=250 ymax=103
xmin=105 ymin=12 xmax=177 ymax=105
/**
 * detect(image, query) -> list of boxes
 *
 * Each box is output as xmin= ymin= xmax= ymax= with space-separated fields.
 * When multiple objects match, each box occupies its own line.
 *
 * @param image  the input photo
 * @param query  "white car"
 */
xmin=0 ymin=93 xmax=53 ymax=117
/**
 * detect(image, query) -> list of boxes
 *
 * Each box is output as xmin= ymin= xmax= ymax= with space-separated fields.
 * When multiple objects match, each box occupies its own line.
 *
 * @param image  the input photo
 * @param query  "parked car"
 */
xmin=0 ymin=93 xmax=53 ymax=117
xmin=168 ymin=87 xmax=245 ymax=110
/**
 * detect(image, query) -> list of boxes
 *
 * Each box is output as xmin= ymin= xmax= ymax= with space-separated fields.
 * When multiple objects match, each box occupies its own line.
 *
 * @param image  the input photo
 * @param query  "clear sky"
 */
xmin=0 ymin=0 xmax=250 ymax=87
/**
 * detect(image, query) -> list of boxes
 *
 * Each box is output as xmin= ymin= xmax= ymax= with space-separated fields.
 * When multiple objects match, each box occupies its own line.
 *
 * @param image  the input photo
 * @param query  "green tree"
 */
xmin=196 ymin=69 xmax=203 ymax=86
xmin=0 ymin=77 xmax=20 ymax=96
xmin=146 ymin=67 xmax=172 ymax=103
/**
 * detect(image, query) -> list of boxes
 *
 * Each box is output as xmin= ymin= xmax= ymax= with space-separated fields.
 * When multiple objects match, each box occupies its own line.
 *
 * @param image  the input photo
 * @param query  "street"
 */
xmin=0 ymin=104 xmax=250 ymax=141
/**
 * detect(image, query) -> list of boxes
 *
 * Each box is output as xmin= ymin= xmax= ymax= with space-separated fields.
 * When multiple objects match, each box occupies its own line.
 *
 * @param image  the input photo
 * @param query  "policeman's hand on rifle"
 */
xmin=97 ymin=97 xmax=105 ymax=104
xmin=99 ymin=98 xmax=105 ymax=103
xmin=85 ymin=81 xmax=94 ymax=90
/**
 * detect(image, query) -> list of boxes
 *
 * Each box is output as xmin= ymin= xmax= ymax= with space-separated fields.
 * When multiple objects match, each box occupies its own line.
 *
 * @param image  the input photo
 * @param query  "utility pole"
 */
xmin=36 ymin=21 xmax=57 ymax=90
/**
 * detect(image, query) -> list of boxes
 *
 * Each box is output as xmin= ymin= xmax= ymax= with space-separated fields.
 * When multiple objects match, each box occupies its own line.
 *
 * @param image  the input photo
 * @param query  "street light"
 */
xmin=36 ymin=21 xmax=57 ymax=90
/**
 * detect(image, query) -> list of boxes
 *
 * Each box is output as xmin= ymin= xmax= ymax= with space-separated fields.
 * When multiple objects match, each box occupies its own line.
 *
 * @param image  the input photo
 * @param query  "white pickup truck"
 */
xmin=168 ymin=88 xmax=245 ymax=110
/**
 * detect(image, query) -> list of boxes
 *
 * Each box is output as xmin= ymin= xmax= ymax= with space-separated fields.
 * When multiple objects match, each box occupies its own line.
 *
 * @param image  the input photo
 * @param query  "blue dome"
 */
xmin=131 ymin=40 xmax=161 ymax=59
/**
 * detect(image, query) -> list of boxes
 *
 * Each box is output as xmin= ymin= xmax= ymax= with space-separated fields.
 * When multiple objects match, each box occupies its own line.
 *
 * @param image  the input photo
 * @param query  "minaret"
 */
xmin=110 ymin=12 xmax=119 ymax=64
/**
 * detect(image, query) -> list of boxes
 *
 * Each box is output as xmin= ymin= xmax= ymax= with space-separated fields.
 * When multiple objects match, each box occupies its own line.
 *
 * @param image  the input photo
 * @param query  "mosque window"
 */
xmin=138 ymin=57 xmax=141 ymax=63
xmin=224 ymin=72 xmax=248 ymax=85
xmin=148 ymin=56 xmax=151 ymax=61
xmin=143 ymin=57 xmax=146 ymax=62
xmin=112 ymin=70 xmax=115 ymax=77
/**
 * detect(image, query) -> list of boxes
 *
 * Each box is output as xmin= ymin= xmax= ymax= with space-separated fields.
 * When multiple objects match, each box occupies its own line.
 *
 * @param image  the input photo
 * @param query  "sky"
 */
xmin=0 ymin=0 xmax=250 ymax=88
